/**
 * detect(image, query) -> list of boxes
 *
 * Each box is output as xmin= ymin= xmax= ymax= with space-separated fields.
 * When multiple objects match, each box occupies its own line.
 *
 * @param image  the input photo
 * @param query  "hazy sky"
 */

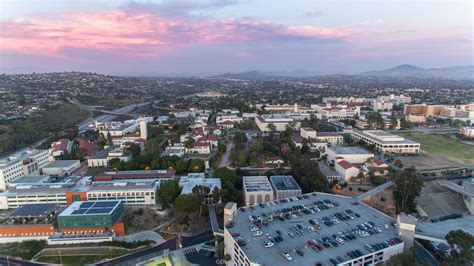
xmin=1 ymin=0 xmax=473 ymax=75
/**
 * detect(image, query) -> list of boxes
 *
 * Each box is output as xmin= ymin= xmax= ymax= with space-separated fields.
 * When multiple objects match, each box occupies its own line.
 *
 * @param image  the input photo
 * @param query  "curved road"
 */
xmin=96 ymin=230 xmax=214 ymax=266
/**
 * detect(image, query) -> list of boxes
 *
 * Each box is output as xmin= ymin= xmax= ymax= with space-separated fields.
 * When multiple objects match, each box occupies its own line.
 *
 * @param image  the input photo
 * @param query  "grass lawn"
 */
xmin=34 ymin=247 xmax=129 ymax=265
xmin=400 ymin=133 xmax=474 ymax=166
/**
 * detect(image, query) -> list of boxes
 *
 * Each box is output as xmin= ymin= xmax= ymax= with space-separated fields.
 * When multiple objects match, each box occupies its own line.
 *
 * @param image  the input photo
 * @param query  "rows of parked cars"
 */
xmin=365 ymin=237 xmax=403 ymax=253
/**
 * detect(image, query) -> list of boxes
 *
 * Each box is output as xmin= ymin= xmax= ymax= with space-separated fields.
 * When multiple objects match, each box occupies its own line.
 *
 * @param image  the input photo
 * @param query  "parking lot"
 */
xmin=226 ymin=192 xmax=402 ymax=265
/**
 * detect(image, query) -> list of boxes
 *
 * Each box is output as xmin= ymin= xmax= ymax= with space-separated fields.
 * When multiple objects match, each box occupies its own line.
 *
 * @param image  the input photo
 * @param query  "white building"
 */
xmin=42 ymin=160 xmax=81 ymax=177
xmin=87 ymin=146 xmax=131 ymax=168
xmin=0 ymin=149 xmax=50 ymax=190
xmin=0 ymin=183 xmax=73 ymax=209
xmin=179 ymin=174 xmax=221 ymax=204
xmin=460 ymin=126 xmax=474 ymax=139
xmin=255 ymin=114 xmax=293 ymax=132
xmin=96 ymin=117 xmax=153 ymax=137
xmin=312 ymin=103 xmax=360 ymax=119
xmin=350 ymin=130 xmax=420 ymax=154
xmin=242 ymin=176 xmax=274 ymax=206
xmin=326 ymin=146 xmax=374 ymax=164
xmin=85 ymin=180 xmax=158 ymax=205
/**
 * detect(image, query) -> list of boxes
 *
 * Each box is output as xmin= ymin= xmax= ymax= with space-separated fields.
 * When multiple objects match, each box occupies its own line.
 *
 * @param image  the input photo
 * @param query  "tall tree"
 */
xmin=393 ymin=167 xmax=422 ymax=213
xmin=175 ymin=194 xmax=198 ymax=214
xmin=157 ymin=180 xmax=180 ymax=208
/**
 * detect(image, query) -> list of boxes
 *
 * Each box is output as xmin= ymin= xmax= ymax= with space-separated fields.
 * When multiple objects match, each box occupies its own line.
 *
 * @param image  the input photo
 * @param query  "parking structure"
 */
xmin=224 ymin=192 xmax=403 ymax=266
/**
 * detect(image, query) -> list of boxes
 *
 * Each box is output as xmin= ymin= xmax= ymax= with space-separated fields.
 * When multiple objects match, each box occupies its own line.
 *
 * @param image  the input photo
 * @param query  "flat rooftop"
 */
xmin=9 ymin=203 xmax=59 ymax=218
xmin=227 ymin=193 xmax=400 ymax=265
xmin=417 ymin=216 xmax=474 ymax=240
xmin=10 ymin=175 xmax=50 ymax=184
xmin=43 ymin=160 xmax=79 ymax=168
xmin=88 ymin=181 xmax=158 ymax=191
xmin=328 ymin=146 xmax=372 ymax=155
xmin=269 ymin=176 xmax=301 ymax=191
xmin=243 ymin=176 xmax=273 ymax=192
xmin=59 ymin=200 xmax=121 ymax=216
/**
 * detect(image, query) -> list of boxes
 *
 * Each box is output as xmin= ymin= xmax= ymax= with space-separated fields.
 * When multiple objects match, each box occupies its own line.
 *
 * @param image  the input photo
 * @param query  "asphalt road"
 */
xmin=218 ymin=140 xmax=234 ymax=168
xmin=96 ymin=230 xmax=214 ymax=266
xmin=0 ymin=256 xmax=43 ymax=266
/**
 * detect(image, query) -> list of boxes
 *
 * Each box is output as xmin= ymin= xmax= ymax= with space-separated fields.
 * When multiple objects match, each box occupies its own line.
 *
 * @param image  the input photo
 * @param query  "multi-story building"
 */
xmin=0 ymin=149 xmax=50 ymax=190
xmin=224 ymin=192 xmax=404 ymax=266
xmin=404 ymin=104 xmax=474 ymax=123
xmin=57 ymin=200 xmax=125 ymax=236
xmin=96 ymin=117 xmax=153 ymax=137
xmin=350 ymin=130 xmax=420 ymax=154
xmin=269 ymin=175 xmax=302 ymax=199
xmin=255 ymin=114 xmax=293 ymax=132
xmin=243 ymin=176 xmax=274 ymax=205
xmin=312 ymin=103 xmax=360 ymax=120
xmin=83 ymin=181 xmax=158 ymax=205
xmin=0 ymin=183 xmax=73 ymax=209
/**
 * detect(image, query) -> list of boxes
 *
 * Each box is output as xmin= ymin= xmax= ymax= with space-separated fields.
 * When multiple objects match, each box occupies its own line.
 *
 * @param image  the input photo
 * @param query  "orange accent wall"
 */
xmin=59 ymin=221 xmax=125 ymax=236
xmin=65 ymin=191 xmax=87 ymax=205
xmin=0 ymin=224 xmax=56 ymax=237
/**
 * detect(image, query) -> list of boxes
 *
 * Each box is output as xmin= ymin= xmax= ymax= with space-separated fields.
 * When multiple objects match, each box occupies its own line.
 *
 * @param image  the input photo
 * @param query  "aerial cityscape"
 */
xmin=0 ymin=0 xmax=473 ymax=266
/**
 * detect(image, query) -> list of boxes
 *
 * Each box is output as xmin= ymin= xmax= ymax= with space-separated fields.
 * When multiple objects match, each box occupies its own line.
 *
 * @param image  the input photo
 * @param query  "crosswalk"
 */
xmin=183 ymin=248 xmax=198 ymax=255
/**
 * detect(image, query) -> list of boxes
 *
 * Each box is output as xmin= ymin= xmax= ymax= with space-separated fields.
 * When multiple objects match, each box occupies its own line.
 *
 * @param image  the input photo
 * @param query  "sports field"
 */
xmin=400 ymin=133 xmax=474 ymax=166
xmin=34 ymin=247 xmax=129 ymax=264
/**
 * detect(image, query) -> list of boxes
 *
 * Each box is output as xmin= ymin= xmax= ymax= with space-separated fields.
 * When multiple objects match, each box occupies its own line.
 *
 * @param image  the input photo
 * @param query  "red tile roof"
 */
xmin=337 ymin=160 xmax=355 ymax=170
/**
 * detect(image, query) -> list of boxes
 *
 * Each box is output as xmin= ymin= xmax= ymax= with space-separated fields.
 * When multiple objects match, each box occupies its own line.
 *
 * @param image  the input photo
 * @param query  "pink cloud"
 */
xmin=0 ymin=9 xmax=351 ymax=59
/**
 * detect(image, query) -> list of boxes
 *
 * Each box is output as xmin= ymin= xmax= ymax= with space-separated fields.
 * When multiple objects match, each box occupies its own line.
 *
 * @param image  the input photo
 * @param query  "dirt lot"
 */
xmin=123 ymin=206 xmax=165 ymax=234
xmin=394 ymin=151 xmax=464 ymax=170
xmin=333 ymin=182 xmax=396 ymax=217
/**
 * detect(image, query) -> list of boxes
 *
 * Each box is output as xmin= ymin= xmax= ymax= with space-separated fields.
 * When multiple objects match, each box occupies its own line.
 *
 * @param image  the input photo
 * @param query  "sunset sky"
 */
xmin=1 ymin=0 xmax=472 ymax=75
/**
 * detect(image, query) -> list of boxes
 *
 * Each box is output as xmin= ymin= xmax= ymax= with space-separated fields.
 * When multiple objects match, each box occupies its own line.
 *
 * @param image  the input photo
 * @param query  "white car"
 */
xmin=283 ymin=252 xmax=293 ymax=261
xmin=250 ymin=226 xmax=259 ymax=232
xmin=264 ymin=241 xmax=274 ymax=248
xmin=384 ymin=224 xmax=390 ymax=230
xmin=253 ymin=230 xmax=263 ymax=236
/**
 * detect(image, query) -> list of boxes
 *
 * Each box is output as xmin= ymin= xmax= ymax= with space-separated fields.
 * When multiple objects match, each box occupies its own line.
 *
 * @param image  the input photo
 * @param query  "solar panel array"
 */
xmin=69 ymin=201 xmax=119 ymax=215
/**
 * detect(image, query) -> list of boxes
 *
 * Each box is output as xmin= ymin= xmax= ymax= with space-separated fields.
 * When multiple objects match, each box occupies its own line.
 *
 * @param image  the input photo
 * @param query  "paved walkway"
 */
xmin=116 ymin=230 xmax=165 ymax=244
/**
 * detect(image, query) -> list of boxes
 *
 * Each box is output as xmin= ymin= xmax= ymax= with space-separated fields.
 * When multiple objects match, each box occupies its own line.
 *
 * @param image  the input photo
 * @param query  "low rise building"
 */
xmin=350 ymin=130 xmax=420 ymax=154
xmin=179 ymin=175 xmax=221 ymax=204
xmin=255 ymin=114 xmax=293 ymax=132
xmin=269 ymin=175 xmax=302 ymax=199
xmin=42 ymin=160 xmax=81 ymax=177
xmin=243 ymin=176 xmax=274 ymax=206
xmin=87 ymin=145 xmax=131 ymax=168
xmin=326 ymin=146 xmax=374 ymax=164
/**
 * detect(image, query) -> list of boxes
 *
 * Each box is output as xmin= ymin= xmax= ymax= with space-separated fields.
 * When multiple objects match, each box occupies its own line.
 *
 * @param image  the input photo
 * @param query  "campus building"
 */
xmin=243 ymin=176 xmax=274 ymax=206
xmin=0 ymin=149 xmax=51 ymax=190
xmin=87 ymin=145 xmax=131 ymax=168
xmin=42 ymin=160 xmax=81 ymax=177
xmin=269 ymin=175 xmax=302 ymax=199
xmin=224 ymin=192 xmax=404 ymax=266
xmin=255 ymin=114 xmax=293 ymax=132
xmin=93 ymin=170 xmax=175 ymax=182
xmin=350 ymin=130 xmax=420 ymax=154
xmin=57 ymin=200 xmax=125 ymax=236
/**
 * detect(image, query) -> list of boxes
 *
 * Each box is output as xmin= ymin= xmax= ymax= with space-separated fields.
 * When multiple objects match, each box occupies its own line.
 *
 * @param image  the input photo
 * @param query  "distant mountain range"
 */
xmin=211 ymin=65 xmax=474 ymax=80
xmin=361 ymin=64 xmax=474 ymax=80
